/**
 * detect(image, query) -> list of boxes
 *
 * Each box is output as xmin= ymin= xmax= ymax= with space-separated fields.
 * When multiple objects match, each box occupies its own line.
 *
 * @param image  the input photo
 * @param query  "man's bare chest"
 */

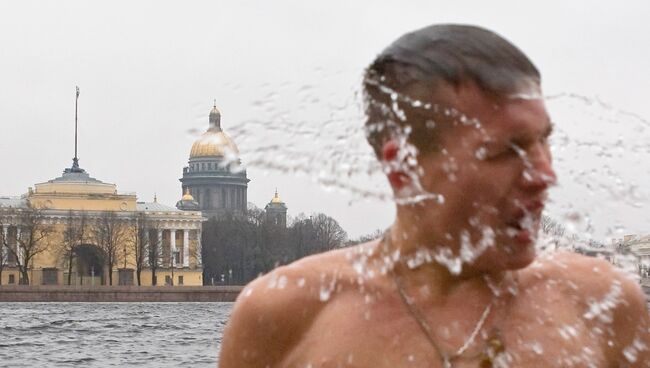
xmin=283 ymin=294 xmax=607 ymax=367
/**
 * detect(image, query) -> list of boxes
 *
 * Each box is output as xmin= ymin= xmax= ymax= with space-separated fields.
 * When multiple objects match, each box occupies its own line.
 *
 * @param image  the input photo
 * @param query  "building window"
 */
xmin=178 ymin=276 xmax=184 ymax=285
xmin=42 ymin=268 xmax=58 ymax=285
xmin=165 ymin=275 xmax=172 ymax=285
xmin=8 ymin=274 xmax=15 ymax=284
xmin=201 ymin=163 xmax=205 ymax=171
xmin=221 ymin=188 xmax=226 ymax=208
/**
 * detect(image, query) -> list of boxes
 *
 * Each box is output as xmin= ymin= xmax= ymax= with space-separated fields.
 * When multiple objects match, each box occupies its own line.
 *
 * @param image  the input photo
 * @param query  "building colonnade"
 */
xmin=0 ymin=211 xmax=204 ymax=286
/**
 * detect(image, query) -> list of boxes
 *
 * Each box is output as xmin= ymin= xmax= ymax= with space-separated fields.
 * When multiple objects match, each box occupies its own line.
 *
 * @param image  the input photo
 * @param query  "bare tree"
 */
xmin=0 ymin=226 xmax=8 ymax=285
xmin=93 ymin=211 xmax=129 ymax=286
xmin=132 ymin=213 xmax=150 ymax=286
xmin=58 ymin=210 xmax=88 ymax=285
xmin=188 ymin=229 xmax=202 ymax=269
xmin=199 ymin=210 xmax=350 ymax=285
xmin=345 ymin=228 xmax=384 ymax=246
xmin=147 ymin=223 xmax=163 ymax=286
xmin=289 ymin=213 xmax=315 ymax=259
xmin=541 ymin=215 xmax=566 ymax=238
xmin=541 ymin=214 xmax=569 ymax=250
xmin=4 ymin=208 xmax=53 ymax=285
xmin=312 ymin=213 xmax=348 ymax=251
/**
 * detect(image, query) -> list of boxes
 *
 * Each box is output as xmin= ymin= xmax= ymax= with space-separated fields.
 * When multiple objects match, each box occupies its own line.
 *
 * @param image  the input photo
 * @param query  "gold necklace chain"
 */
xmin=383 ymin=232 xmax=504 ymax=368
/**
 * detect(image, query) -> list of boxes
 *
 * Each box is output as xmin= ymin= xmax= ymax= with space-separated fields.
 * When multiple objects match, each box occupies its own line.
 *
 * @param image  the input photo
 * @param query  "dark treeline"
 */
xmin=201 ymin=207 xmax=352 ymax=285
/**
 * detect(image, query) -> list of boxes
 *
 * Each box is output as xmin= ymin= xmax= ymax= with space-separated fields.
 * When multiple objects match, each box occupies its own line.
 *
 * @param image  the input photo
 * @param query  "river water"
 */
xmin=0 ymin=302 xmax=233 ymax=367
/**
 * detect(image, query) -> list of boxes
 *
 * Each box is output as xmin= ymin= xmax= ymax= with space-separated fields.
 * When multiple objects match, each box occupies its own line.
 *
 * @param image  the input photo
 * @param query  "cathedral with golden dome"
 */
xmin=178 ymin=104 xmax=250 ymax=219
xmin=0 ymin=96 xmax=289 ymax=287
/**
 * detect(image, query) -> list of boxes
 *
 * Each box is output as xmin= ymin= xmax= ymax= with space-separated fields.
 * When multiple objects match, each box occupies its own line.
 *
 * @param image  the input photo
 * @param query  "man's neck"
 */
xmin=386 ymin=218 xmax=509 ymax=295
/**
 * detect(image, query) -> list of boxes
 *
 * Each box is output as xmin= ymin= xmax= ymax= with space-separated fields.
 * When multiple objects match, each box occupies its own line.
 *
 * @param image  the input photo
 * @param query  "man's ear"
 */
xmin=382 ymin=140 xmax=399 ymax=161
xmin=382 ymin=140 xmax=411 ymax=189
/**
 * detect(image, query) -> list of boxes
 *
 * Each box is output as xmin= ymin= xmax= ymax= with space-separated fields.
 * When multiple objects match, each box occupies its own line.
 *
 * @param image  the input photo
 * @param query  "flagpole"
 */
xmin=75 ymin=86 xmax=79 ymax=163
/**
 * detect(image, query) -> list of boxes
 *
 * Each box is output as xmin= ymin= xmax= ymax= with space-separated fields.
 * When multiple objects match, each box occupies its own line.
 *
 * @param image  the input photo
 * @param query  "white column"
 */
xmin=196 ymin=229 xmax=202 ymax=266
xmin=144 ymin=229 xmax=150 ymax=266
xmin=16 ymin=227 xmax=23 ymax=264
xmin=183 ymin=229 xmax=189 ymax=268
xmin=170 ymin=229 xmax=177 ymax=267
xmin=157 ymin=229 xmax=163 ymax=267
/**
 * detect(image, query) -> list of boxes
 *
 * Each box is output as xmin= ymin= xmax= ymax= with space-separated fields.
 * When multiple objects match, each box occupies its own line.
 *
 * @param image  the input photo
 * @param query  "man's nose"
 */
xmin=520 ymin=143 xmax=557 ymax=190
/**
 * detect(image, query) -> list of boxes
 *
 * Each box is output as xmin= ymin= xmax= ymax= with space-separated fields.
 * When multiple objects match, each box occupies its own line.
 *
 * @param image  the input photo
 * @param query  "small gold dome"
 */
xmin=181 ymin=188 xmax=194 ymax=201
xmin=271 ymin=189 xmax=283 ymax=204
xmin=189 ymin=129 xmax=239 ymax=158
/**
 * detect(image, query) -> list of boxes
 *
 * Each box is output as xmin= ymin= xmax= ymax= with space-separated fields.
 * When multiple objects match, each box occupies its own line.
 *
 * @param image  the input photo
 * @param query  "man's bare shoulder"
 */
xmin=517 ymin=250 xmax=646 ymax=309
xmin=219 ymin=241 xmax=381 ymax=367
xmin=521 ymin=251 xmax=642 ymax=296
xmin=520 ymin=251 xmax=650 ymax=366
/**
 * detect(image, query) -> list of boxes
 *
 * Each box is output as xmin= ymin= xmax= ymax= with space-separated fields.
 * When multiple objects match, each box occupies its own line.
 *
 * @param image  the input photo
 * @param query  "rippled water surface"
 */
xmin=0 ymin=302 xmax=233 ymax=367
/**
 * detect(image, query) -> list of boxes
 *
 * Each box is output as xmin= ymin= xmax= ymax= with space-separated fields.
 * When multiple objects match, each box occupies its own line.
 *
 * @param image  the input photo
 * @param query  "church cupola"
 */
xmin=209 ymin=101 xmax=221 ymax=131
xmin=265 ymin=189 xmax=287 ymax=227
xmin=176 ymin=188 xmax=200 ymax=211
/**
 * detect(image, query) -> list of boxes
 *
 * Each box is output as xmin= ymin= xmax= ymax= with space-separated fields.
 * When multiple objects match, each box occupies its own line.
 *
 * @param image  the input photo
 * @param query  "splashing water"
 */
xmin=187 ymin=72 xmax=649 ymax=279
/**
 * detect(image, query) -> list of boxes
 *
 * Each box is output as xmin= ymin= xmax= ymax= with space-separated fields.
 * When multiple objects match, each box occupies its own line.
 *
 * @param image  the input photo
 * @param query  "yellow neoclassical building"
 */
xmin=0 ymin=164 xmax=205 ymax=286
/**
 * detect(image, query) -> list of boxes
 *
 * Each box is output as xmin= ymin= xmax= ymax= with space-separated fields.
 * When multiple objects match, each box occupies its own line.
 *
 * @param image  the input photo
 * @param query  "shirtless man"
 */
xmin=219 ymin=24 xmax=650 ymax=367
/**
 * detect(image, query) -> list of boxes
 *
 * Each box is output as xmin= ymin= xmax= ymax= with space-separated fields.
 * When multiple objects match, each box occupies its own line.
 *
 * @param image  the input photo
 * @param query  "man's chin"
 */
xmin=504 ymin=249 xmax=536 ymax=270
xmin=474 ymin=237 xmax=537 ymax=272
xmin=502 ymin=238 xmax=537 ymax=269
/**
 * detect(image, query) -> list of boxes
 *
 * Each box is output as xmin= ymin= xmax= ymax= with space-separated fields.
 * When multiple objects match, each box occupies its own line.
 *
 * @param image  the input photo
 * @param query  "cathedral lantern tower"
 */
xmin=180 ymin=103 xmax=249 ymax=218
xmin=265 ymin=189 xmax=287 ymax=227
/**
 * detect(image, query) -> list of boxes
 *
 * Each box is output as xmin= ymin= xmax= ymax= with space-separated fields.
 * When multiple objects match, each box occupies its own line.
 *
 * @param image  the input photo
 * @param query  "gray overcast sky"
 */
xmin=1 ymin=0 xmax=649 ymax=238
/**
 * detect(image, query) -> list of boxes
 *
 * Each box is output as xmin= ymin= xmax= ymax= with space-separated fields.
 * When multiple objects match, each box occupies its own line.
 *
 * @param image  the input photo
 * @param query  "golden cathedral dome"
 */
xmin=189 ymin=103 xmax=239 ymax=158
xmin=189 ymin=129 xmax=239 ymax=158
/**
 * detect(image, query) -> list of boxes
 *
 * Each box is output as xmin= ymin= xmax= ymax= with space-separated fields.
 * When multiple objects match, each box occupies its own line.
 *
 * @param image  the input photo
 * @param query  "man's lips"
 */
xmin=524 ymin=199 xmax=545 ymax=213
xmin=505 ymin=199 xmax=545 ymax=235
xmin=510 ymin=199 xmax=545 ymax=220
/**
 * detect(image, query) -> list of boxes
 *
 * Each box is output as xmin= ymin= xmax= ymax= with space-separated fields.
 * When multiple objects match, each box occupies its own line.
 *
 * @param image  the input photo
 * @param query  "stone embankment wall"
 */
xmin=0 ymin=285 xmax=242 ymax=302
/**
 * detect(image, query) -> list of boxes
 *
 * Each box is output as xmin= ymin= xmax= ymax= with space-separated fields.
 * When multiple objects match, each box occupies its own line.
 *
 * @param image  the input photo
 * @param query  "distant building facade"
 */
xmin=0 ymin=165 xmax=205 ymax=286
xmin=179 ymin=105 xmax=249 ymax=218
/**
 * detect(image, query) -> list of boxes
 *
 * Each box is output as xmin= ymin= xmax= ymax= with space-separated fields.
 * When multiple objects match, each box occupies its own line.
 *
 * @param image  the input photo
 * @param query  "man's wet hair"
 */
xmin=363 ymin=24 xmax=541 ymax=157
